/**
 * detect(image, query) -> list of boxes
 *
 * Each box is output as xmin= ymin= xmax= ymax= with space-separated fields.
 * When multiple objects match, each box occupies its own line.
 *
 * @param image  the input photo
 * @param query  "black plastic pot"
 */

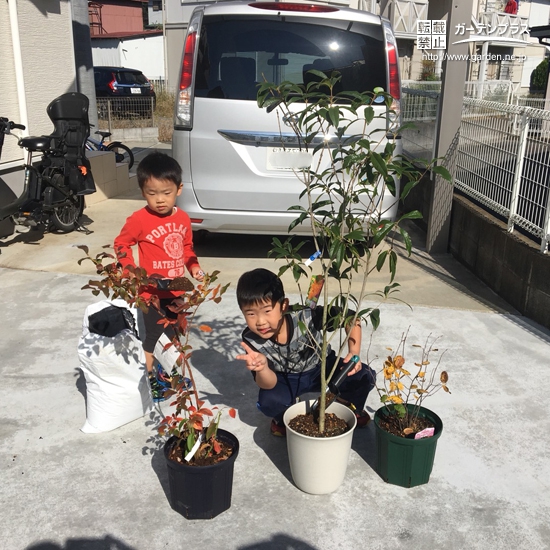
xmin=164 ymin=429 xmax=239 ymax=519
xmin=374 ymin=405 xmax=443 ymax=488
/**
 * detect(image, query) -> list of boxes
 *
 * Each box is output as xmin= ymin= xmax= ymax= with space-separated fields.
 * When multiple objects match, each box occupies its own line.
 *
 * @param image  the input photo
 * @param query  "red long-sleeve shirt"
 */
xmin=114 ymin=206 xmax=200 ymax=298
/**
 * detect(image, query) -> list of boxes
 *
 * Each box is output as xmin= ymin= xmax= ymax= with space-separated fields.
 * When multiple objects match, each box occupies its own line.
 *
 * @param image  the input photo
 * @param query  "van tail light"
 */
xmin=175 ymin=10 xmax=202 ymax=129
xmin=382 ymin=21 xmax=401 ymax=131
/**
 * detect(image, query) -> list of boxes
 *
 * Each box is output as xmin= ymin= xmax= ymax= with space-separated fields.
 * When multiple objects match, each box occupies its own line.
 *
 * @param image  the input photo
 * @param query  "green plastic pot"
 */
xmin=374 ymin=404 xmax=443 ymax=488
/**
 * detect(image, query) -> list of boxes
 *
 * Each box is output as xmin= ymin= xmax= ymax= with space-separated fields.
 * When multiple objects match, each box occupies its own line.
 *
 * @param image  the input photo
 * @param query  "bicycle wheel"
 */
xmin=50 ymin=191 xmax=84 ymax=233
xmin=106 ymin=142 xmax=134 ymax=169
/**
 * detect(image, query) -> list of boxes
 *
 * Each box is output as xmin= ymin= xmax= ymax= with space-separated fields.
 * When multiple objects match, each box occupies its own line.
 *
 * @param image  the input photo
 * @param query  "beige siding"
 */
xmin=1 ymin=0 xmax=77 ymax=170
xmin=0 ymin=1 xmax=23 ymax=165
xmin=18 ymin=0 xmax=76 ymax=137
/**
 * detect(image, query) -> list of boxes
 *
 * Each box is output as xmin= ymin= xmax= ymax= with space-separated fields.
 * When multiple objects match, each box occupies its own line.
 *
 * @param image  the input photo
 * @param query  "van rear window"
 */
xmin=194 ymin=15 xmax=387 ymax=100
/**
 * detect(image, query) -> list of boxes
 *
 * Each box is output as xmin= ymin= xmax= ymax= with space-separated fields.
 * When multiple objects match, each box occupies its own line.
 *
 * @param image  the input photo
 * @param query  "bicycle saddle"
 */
xmin=18 ymin=136 xmax=51 ymax=152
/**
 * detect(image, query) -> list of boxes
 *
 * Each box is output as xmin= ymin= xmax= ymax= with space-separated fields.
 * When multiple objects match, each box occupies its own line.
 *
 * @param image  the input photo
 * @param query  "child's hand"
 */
xmin=343 ymin=353 xmax=362 ymax=376
xmin=236 ymin=342 xmax=268 ymax=373
xmin=191 ymin=266 xmax=205 ymax=281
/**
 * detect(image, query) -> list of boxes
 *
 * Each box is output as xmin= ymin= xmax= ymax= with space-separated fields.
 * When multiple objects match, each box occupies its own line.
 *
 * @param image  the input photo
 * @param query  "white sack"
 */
xmin=78 ymin=300 xmax=153 ymax=433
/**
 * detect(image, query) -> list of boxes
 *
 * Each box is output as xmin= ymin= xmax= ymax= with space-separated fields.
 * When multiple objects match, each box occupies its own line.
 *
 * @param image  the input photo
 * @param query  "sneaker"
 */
xmin=156 ymin=364 xmax=172 ymax=386
xmin=270 ymin=419 xmax=286 ymax=437
xmin=148 ymin=374 xmax=167 ymax=402
xmin=171 ymin=371 xmax=193 ymax=391
xmin=355 ymin=410 xmax=372 ymax=428
xmin=157 ymin=365 xmax=193 ymax=390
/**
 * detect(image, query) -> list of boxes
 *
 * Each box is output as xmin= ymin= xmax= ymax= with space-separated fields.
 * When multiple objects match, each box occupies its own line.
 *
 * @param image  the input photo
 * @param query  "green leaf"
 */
xmin=364 ymin=106 xmax=374 ymax=125
xmin=376 ymin=250 xmax=388 ymax=271
xmin=186 ymin=429 xmax=196 ymax=453
xmin=389 ymin=250 xmax=397 ymax=282
xmin=370 ymin=151 xmax=388 ymax=178
xmin=432 ymin=165 xmax=452 ymax=181
xmin=399 ymin=227 xmax=413 ymax=255
xmin=327 ymin=106 xmax=340 ymax=128
xmin=399 ymin=210 xmax=423 ymax=220
xmin=394 ymin=404 xmax=407 ymax=418
xmin=400 ymin=179 xmax=420 ymax=202
xmin=369 ymin=308 xmax=380 ymax=330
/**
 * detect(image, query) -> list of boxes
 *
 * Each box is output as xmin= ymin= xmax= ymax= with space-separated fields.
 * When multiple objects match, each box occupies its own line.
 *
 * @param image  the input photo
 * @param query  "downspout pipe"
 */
xmin=8 ymin=0 xmax=28 ymax=135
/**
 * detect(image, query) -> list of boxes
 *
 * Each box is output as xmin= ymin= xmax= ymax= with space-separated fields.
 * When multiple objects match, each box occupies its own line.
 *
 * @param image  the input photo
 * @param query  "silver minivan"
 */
xmin=172 ymin=1 xmax=401 ymax=235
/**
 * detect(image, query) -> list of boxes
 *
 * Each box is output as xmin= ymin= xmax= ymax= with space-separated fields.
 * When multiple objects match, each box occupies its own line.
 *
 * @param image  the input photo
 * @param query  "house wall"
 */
xmin=92 ymin=35 xmax=164 ymax=80
xmin=96 ymin=0 xmax=145 ymax=34
xmin=529 ymin=0 xmax=550 ymax=26
xmin=521 ymin=44 xmax=546 ymax=88
xmin=0 ymin=0 xmax=77 ymax=171
xmin=0 ymin=1 xmax=23 ymax=167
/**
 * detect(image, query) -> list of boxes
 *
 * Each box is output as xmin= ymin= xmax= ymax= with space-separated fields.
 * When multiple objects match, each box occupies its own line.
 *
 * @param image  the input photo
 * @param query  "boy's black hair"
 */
xmin=136 ymin=152 xmax=182 ymax=189
xmin=237 ymin=268 xmax=285 ymax=309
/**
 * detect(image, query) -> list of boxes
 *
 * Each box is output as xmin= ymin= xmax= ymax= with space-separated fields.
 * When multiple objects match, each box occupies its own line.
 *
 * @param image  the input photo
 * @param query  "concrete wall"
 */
xmin=404 ymin=176 xmax=550 ymax=331
xmin=86 ymin=150 xmax=138 ymax=205
xmin=449 ymin=194 xmax=550 ymax=330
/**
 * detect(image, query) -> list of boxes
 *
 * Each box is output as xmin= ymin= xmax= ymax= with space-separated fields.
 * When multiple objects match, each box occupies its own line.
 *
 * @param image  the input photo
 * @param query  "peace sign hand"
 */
xmin=236 ymin=341 xmax=268 ymax=373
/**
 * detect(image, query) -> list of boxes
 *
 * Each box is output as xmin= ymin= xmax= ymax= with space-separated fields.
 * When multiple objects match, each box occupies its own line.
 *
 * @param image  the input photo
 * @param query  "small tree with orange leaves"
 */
xmin=78 ymin=245 xmax=235 ymax=464
xmin=377 ymin=329 xmax=450 ymax=437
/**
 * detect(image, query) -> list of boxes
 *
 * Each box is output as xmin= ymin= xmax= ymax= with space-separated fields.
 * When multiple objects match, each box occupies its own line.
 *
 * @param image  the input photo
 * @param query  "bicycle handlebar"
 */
xmin=0 ymin=118 xmax=26 ymax=134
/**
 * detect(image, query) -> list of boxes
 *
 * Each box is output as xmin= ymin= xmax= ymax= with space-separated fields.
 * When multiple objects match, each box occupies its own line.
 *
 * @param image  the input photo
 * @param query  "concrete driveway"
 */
xmin=1 ymin=142 xmax=549 ymax=550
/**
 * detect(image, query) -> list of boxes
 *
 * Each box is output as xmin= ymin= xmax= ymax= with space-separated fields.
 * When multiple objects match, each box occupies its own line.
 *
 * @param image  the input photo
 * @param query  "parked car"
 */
xmin=94 ymin=66 xmax=156 ymax=115
xmin=172 ymin=1 xmax=402 ymax=236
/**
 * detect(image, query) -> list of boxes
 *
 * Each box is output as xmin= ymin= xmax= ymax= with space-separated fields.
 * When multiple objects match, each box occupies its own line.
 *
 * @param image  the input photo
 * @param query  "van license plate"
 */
xmin=267 ymin=148 xmax=312 ymax=171
xmin=130 ymin=88 xmax=142 ymax=94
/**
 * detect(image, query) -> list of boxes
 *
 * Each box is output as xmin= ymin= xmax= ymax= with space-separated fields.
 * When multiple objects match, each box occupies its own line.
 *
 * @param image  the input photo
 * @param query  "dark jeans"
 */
xmin=142 ymin=298 xmax=178 ymax=354
xmin=256 ymin=352 xmax=376 ymax=422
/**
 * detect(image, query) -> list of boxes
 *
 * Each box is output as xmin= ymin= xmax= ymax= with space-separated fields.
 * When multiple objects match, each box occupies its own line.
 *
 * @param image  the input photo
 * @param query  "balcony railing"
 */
xmin=473 ymin=11 xmax=530 ymax=42
xmin=358 ymin=0 xmax=428 ymax=39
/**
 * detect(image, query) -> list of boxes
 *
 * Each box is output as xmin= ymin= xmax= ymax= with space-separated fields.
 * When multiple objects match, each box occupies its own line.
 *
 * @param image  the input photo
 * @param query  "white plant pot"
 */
xmin=283 ymin=399 xmax=357 ymax=494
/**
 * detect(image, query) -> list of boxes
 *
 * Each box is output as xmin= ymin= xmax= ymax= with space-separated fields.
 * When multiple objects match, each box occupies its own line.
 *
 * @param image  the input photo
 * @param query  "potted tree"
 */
xmin=78 ymin=246 xmax=237 ymax=519
xmin=257 ymin=71 xmax=450 ymax=494
xmin=374 ymin=330 xmax=450 ymax=487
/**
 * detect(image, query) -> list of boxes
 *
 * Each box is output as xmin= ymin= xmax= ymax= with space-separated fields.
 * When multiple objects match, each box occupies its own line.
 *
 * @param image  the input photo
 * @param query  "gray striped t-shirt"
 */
xmin=242 ymin=306 xmax=346 ymax=374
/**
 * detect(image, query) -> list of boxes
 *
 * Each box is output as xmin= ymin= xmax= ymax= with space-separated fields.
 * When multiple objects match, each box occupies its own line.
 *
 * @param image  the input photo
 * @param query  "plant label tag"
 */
xmin=305 ymin=275 xmax=324 ymax=309
xmin=154 ymin=333 xmax=180 ymax=374
xmin=415 ymin=427 xmax=435 ymax=439
xmin=184 ymin=432 xmax=203 ymax=462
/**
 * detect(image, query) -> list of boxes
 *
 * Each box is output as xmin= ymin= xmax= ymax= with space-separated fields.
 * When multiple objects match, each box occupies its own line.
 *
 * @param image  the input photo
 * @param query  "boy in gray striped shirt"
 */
xmin=236 ymin=268 xmax=376 ymax=437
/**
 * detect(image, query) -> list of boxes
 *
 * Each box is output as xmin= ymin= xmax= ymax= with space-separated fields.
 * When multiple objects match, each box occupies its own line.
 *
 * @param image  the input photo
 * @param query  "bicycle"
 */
xmin=85 ymin=130 xmax=134 ymax=169
xmin=0 ymin=92 xmax=95 ymax=233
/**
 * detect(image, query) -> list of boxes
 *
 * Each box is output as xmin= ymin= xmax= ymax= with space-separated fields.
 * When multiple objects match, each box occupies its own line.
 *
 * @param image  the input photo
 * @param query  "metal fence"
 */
xmin=96 ymin=97 xmax=156 ymax=132
xmin=401 ymin=81 xmax=441 ymax=161
xmin=150 ymin=79 xmax=177 ymax=95
xmin=455 ymin=98 xmax=550 ymax=252
xmin=401 ymin=80 xmax=517 ymax=160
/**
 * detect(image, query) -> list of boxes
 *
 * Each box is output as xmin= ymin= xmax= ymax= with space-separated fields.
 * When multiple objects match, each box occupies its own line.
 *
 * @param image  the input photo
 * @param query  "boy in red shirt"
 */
xmin=114 ymin=152 xmax=204 ymax=401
